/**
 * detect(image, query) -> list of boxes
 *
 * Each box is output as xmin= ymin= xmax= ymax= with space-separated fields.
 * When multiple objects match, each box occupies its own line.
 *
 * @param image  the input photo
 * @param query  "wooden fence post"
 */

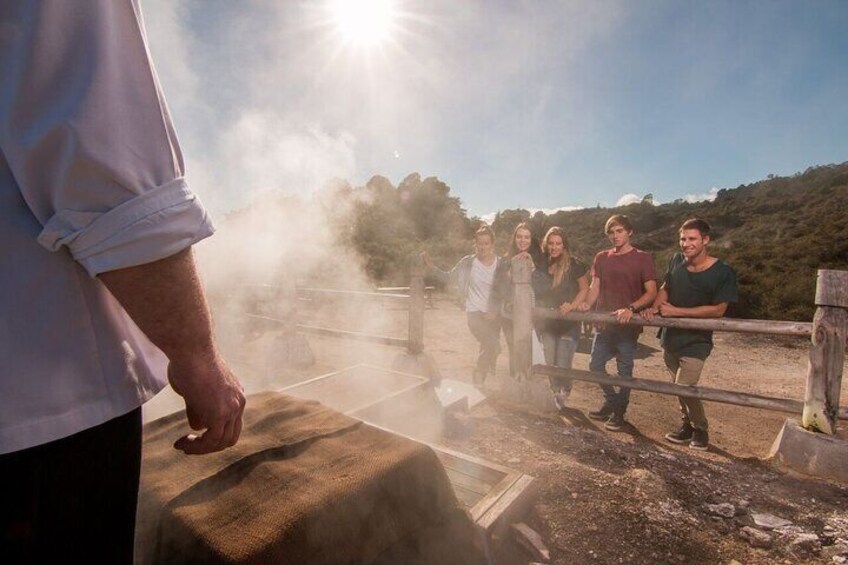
xmin=511 ymin=256 xmax=534 ymax=380
xmin=408 ymin=254 xmax=426 ymax=355
xmin=802 ymin=269 xmax=848 ymax=434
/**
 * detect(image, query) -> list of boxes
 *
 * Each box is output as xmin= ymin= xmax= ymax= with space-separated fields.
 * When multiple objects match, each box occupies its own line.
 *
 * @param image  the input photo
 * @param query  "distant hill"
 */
xmin=490 ymin=161 xmax=848 ymax=321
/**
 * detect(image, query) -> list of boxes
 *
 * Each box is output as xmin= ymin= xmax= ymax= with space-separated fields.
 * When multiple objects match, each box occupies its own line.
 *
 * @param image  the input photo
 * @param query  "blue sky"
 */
xmin=143 ymin=0 xmax=848 ymax=218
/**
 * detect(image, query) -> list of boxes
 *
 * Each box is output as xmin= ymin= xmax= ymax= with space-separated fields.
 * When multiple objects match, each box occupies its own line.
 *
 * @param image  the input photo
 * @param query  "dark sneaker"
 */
xmin=689 ymin=428 xmax=709 ymax=451
xmin=588 ymin=403 xmax=614 ymax=421
xmin=552 ymin=388 xmax=571 ymax=413
xmin=664 ymin=423 xmax=695 ymax=445
xmin=604 ymin=413 xmax=626 ymax=431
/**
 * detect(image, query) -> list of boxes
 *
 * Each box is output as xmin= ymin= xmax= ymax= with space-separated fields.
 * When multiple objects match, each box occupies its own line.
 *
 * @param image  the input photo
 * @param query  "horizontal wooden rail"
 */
xmin=376 ymin=286 xmax=435 ymax=292
xmin=298 ymin=288 xmax=411 ymax=301
xmin=533 ymin=364 xmax=848 ymax=421
xmin=241 ymin=314 xmax=409 ymax=348
xmin=296 ymin=324 xmax=409 ymax=348
xmin=532 ymin=308 xmax=812 ymax=337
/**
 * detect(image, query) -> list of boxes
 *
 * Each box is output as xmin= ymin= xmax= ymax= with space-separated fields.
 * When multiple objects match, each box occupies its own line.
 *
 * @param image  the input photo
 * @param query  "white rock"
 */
xmin=740 ymin=526 xmax=773 ymax=548
xmin=788 ymin=532 xmax=821 ymax=554
xmin=705 ymin=503 xmax=736 ymax=519
xmin=775 ymin=525 xmax=806 ymax=536
xmin=751 ymin=512 xmax=792 ymax=529
xmin=822 ymin=542 xmax=848 ymax=560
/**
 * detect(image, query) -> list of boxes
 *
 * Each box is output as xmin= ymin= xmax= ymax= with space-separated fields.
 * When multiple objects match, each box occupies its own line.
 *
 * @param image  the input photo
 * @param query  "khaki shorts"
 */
xmin=663 ymin=352 xmax=705 ymax=386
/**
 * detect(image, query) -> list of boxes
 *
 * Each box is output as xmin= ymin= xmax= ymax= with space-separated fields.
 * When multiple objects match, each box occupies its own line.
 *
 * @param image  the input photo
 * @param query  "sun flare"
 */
xmin=329 ymin=0 xmax=396 ymax=47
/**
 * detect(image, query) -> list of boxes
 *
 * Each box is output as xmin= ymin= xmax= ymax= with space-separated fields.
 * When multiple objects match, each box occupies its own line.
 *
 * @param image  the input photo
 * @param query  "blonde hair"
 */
xmin=542 ymin=226 xmax=571 ymax=287
xmin=508 ymin=222 xmax=534 ymax=258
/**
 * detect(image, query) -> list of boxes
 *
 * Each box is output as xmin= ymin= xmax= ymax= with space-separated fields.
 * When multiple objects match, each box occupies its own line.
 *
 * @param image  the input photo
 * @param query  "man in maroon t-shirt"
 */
xmin=578 ymin=215 xmax=657 ymax=431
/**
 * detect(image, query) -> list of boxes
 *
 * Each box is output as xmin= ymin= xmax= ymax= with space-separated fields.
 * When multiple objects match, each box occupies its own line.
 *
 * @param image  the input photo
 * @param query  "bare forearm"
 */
xmin=664 ymin=303 xmax=728 ymax=318
xmin=632 ymin=281 xmax=658 ymax=311
xmin=98 ymin=248 xmax=216 ymax=365
xmin=571 ymin=277 xmax=590 ymax=308
xmin=99 ymin=247 xmax=245 ymax=454
xmin=584 ymin=279 xmax=600 ymax=307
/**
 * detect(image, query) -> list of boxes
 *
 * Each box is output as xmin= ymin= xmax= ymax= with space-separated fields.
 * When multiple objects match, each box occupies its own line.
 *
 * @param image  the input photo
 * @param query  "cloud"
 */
xmin=615 ymin=193 xmax=642 ymax=206
xmin=683 ymin=187 xmax=720 ymax=203
xmin=479 ymin=205 xmax=583 ymax=225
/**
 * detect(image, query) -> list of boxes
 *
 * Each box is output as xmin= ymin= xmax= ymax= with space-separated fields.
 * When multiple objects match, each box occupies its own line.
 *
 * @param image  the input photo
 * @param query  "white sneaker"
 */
xmin=552 ymin=388 xmax=571 ymax=412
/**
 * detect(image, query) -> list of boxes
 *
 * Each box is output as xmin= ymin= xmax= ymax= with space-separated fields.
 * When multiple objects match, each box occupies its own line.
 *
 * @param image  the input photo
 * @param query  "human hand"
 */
xmin=168 ymin=354 xmax=246 ymax=455
xmin=615 ymin=308 xmax=633 ymax=324
xmin=558 ymin=302 xmax=575 ymax=315
xmin=641 ymin=306 xmax=658 ymax=321
xmin=658 ymin=302 xmax=679 ymax=317
xmin=577 ymin=302 xmax=590 ymax=312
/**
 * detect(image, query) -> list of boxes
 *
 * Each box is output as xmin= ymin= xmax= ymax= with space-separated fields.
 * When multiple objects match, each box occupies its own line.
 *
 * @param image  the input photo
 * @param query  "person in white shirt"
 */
xmin=425 ymin=226 xmax=508 ymax=384
xmin=0 ymin=1 xmax=245 ymax=562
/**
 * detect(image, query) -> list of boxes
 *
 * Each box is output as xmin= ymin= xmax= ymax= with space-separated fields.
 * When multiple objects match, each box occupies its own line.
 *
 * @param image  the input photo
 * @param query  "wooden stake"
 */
xmin=511 ymin=256 xmax=534 ymax=380
xmin=407 ymin=254 xmax=426 ymax=354
xmin=802 ymin=270 xmax=848 ymax=434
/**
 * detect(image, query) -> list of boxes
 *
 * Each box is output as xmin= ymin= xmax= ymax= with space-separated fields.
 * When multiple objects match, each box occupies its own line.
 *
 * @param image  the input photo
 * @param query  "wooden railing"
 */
xmin=510 ymin=257 xmax=847 ymax=433
xmin=292 ymin=260 xmax=427 ymax=355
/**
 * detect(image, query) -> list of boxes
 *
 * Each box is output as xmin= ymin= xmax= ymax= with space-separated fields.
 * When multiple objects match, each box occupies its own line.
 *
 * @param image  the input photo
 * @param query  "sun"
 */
xmin=329 ymin=0 xmax=397 ymax=47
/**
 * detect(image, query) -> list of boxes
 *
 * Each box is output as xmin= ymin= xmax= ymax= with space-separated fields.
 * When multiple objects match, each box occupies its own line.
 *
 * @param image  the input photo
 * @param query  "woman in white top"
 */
xmin=426 ymin=225 xmax=508 ymax=384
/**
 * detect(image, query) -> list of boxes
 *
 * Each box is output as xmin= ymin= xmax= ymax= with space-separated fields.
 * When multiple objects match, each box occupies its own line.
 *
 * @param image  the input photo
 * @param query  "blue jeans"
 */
xmin=539 ymin=332 xmax=577 ymax=392
xmin=589 ymin=326 xmax=640 ymax=416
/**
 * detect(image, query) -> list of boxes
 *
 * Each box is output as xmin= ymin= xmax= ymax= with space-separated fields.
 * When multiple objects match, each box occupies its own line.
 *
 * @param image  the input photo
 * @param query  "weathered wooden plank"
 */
xmin=297 ymin=287 xmax=411 ymax=301
xmin=532 ymin=308 xmax=812 ymax=337
xmin=438 ymin=452 xmax=512 ymax=485
xmin=469 ymin=473 xmax=522 ymax=523
xmin=815 ymin=269 xmax=848 ymax=309
xmin=512 ymin=256 xmax=534 ymax=380
xmin=280 ymin=365 xmax=427 ymax=414
xmin=443 ymin=468 xmax=492 ymax=497
xmin=477 ymin=474 xmax=538 ymax=533
xmin=803 ymin=270 xmax=848 ymax=434
xmin=434 ymin=445 xmax=515 ymax=476
xmin=407 ymin=256 xmax=426 ymax=354
xmin=511 ymin=522 xmax=550 ymax=563
xmin=296 ymin=323 xmax=409 ymax=348
xmin=451 ymin=483 xmax=486 ymax=509
xmin=533 ymin=364 xmax=832 ymax=417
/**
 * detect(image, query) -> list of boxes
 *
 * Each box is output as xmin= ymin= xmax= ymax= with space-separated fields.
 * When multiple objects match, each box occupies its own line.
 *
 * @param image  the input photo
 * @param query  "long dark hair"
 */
xmin=542 ymin=226 xmax=571 ymax=287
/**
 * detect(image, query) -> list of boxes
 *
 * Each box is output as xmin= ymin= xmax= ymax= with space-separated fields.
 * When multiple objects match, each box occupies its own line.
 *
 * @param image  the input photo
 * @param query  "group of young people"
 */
xmin=427 ymin=214 xmax=738 ymax=451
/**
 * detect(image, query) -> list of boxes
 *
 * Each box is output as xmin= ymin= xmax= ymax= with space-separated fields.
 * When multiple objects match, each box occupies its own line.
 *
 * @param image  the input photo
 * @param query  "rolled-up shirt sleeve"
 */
xmin=0 ymin=0 xmax=213 ymax=276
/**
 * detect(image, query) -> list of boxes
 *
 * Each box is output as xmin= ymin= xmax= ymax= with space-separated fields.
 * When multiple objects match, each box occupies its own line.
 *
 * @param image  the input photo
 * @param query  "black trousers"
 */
xmin=0 ymin=407 xmax=142 ymax=564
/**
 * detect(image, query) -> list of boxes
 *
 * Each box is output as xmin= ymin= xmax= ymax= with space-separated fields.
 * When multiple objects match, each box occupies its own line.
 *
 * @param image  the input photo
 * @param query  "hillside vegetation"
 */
xmin=490 ymin=161 xmax=848 ymax=321
xmin=226 ymin=161 xmax=848 ymax=322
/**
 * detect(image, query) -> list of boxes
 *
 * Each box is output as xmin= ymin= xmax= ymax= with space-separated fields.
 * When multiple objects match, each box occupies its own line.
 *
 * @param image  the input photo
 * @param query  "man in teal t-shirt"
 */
xmin=644 ymin=218 xmax=737 ymax=451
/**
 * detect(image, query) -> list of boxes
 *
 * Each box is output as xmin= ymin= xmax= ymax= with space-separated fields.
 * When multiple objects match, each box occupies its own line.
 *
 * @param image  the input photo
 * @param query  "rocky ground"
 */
xmin=146 ymin=295 xmax=848 ymax=564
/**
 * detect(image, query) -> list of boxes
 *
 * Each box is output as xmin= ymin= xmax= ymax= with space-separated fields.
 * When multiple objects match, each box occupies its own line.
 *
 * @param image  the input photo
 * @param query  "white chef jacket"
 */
xmin=0 ymin=0 xmax=215 ymax=454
